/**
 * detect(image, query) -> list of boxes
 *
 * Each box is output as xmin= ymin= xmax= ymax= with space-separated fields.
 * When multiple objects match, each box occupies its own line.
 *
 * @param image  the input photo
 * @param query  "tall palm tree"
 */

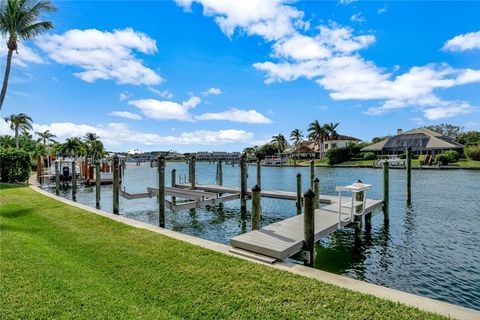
xmin=36 ymin=129 xmax=56 ymax=146
xmin=0 ymin=0 xmax=56 ymax=111
xmin=307 ymin=120 xmax=328 ymax=159
xmin=290 ymin=128 xmax=303 ymax=160
xmin=4 ymin=112 xmax=32 ymax=149
xmin=271 ymin=134 xmax=288 ymax=153
xmin=325 ymin=122 xmax=339 ymax=141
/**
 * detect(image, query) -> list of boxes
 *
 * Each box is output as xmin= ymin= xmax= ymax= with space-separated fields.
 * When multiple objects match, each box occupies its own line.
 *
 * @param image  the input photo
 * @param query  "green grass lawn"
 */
xmin=448 ymin=159 xmax=480 ymax=167
xmin=0 ymin=185 xmax=446 ymax=319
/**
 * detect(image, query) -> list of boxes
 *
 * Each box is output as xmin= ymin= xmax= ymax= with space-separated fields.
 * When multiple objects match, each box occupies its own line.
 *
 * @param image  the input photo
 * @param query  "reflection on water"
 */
xmin=46 ymin=162 xmax=480 ymax=310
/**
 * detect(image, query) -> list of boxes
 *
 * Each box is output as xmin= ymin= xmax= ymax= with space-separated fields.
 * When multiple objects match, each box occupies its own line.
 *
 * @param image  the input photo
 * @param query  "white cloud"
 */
xmin=339 ymin=0 xmax=357 ymax=4
xmin=108 ymin=111 xmax=142 ymax=120
xmin=128 ymin=96 xmax=201 ymax=121
xmin=119 ymin=91 xmax=131 ymax=102
xmin=204 ymin=87 xmax=222 ymax=95
xmin=175 ymin=0 xmax=305 ymax=40
xmin=36 ymin=28 xmax=162 ymax=85
xmin=195 ymin=108 xmax=272 ymax=123
xmin=423 ymin=102 xmax=475 ymax=120
xmin=350 ymin=12 xmax=365 ymax=23
xmin=147 ymin=87 xmax=173 ymax=98
xmin=31 ymin=121 xmax=254 ymax=147
xmin=443 ymin=31 xmax=480 ymax=52
xmin=0 ymin=36 xmax=43 ymax=67
xmin=377 ymin=4 xmax=387 ymax=14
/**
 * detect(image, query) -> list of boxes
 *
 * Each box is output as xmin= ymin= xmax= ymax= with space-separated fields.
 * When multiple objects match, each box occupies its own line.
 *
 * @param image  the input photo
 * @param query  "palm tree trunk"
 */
xmin=15 ymin=128 xmax=19 ymax=149
xmin=0 ymin=48 xmax=14 ymax=112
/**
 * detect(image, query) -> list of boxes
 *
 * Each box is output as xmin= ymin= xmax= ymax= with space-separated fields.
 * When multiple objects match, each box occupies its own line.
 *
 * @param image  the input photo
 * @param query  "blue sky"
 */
xmin=1 ymin=0 xmax=479 ymax=152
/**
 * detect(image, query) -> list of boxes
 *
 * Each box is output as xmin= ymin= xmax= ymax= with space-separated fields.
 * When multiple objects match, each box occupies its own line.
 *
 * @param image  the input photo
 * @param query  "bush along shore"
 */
xmin=0 ymin=184 xmax=449 ymax=319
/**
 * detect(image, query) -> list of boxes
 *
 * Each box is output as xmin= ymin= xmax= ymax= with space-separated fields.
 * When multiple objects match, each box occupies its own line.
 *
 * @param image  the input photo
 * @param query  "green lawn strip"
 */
xmin=1 ymin=185 xmax=446 ymax=319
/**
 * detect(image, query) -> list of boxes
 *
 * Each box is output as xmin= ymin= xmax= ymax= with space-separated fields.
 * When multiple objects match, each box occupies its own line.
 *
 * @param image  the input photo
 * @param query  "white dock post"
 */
xmin=354 ymin=180 xmax=365 ymax=244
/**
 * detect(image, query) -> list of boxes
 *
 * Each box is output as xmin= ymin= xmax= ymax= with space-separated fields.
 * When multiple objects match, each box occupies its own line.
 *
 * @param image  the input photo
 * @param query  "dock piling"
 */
xmin=256 ymin=159 xmax=261 ymax=189
xmin=383 ymin=161 xmax=389 ymax=222
xmin=190 ymin=155 xmax=196 ymax=190
xmin=158 ymin=156 xmax=166 ymax=228
xmin=171 ymin=169 xmax=176 ymax=205
xmin=71 ymin=160 xmax=77 ymax=202
xmin=252 ymin=184 xmax=261 ymax=230
xmin=406 ymin=147 xmax=412 ymax=206
xmin=296 ymin=173 xmax=302 ymax=215
xmin=310 ymin=159 xmax=314 ymax=189
xmin=112 ymin=155 xmax=119 ymax=214
xmin=303 ymin=189 xmax=315 ymax=267
xmin=216 ymin=160 xmax=223 ymax=186
xmin=55 ymin=161 xmax=59 ymax=195
xmin=95 ymin=160 xmax=100 ymax=208
xmin=354 ymin=180 xmax=365 ymax=244
xmin=240 ymin=154 xmax=248 ymax=212
xmin=313 ymin=177 xmax=320 ymax=209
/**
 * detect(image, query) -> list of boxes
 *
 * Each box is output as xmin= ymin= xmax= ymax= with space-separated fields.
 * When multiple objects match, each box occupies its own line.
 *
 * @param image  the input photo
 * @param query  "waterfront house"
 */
xmin=361 ymin=128 xmax=464 ymax=155
xmin=286 ymin=134 xmax=361 ymax=159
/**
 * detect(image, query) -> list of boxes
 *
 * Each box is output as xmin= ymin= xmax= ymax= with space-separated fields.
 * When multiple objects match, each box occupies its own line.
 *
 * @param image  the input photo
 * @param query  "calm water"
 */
xmin=47 ymin=162 xmax=480 ymax=310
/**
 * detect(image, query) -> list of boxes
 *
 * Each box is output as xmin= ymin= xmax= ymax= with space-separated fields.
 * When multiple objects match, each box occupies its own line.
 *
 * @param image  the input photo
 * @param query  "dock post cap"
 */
xmin=252 ymin=184 xmax=261 ymax=192
xmin=296 ymin=172 xmax=301 ymax=177
xmin=314 ymin=177 xmax=319 ymax=182
xmin=303 ymin=189 xmax=315 ymax=198
xmin=157 ymin=155 xmax=165 ymax=160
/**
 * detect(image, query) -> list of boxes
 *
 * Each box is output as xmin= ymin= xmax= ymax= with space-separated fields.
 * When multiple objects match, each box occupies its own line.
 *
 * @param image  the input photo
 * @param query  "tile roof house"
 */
xmin=361 ymin=128 xmax=464 ymax=155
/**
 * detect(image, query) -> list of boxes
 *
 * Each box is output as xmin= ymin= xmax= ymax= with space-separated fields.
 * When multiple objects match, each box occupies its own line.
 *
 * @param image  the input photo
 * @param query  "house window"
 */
xmin=325 ymin=143 xmax=329 ymax=149
xmin=332 ymin=143 xmax=337 ymax=148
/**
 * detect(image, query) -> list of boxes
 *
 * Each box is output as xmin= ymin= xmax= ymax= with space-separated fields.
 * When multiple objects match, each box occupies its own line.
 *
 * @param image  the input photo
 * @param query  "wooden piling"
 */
xmin=296 ymin=173 xmax=302 ymax=215
xmin=240 ymin=154 xmax=247 ymax=212
xmin=406 ymin=147 xmax=412 ymax=206
xmin=313 ymin=177 xmax=320 ymax=209
xmin=216 ymin=160 xmax=223 ymax=186
xmin=251 ymin=184 xmax=261 ymax=230
xmin=55 ymin=161 xmax=60 ymax=195
xmin=71 ymin=160 xmax=77 ymax=202
xmin=158 ymin=156 xmax=166 ymax=228
xmin=95 ymin=160 xmax=100 ymax=208
xmin=190 ymin=155 xmax=196 ymax=190
xmin=36 ymin=155 xmax=43 ymax=183
xmin=383 ymin=161 xmax=389 ymax=222
xmin=303 ymin=189 xmax=315 ymax=267
xmin=171 ymin=169 xmax=176 ymax=205
xmin=256 ymin=159 xmax=261 ymax=189
xmin=112 ymin=155 xmax=119 ymax=214
xmin=365 ymin=212 xmax=372 ymax=232
xmin=310 ymin=159 xmax=314 ymax=189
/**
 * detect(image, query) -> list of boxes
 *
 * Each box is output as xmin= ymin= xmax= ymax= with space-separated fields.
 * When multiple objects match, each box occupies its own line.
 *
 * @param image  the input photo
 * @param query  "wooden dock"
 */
xmin=230 ymin=198 xmax=383 ymax=261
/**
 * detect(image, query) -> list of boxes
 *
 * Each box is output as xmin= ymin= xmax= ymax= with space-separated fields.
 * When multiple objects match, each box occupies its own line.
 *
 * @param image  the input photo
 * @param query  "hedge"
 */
xmin=465 ymin=145 xmax=480 ymax=161
xmin=0 ymin=147 xmax=31 ymax=183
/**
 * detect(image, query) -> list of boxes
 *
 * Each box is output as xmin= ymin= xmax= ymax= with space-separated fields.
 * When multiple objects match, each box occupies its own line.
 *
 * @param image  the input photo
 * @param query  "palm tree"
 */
xmin=4 ymin=112 xmax=32 ymax=149
xmin=36 ymin=129 xmax=56 ymax=146
xmin=271 ymin=134 xmax=288 ymax=153
xmin=307 ymin=120 xmax=328 ymax=159
xmin=0 ymin=134 xmax=14 ymax=148
xmin=0 ymin=0 xmax=56 ymax=111
xmin=290 ymin=129 xmax=303 ymax=160
xmin=61 ymin=137 xmax=84 ymax=158
xmin=325 ymin=122 xmax=339 ymax=141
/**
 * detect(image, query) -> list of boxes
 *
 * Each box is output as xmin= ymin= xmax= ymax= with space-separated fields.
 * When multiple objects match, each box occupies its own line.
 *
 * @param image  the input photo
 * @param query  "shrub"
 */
xmin=442 ymin=150 xmax=460 ymax=163
xmin=418 ymin=155 xmax=427 ymax=164
xmin=399 ymin=153 xmax=406 ymax=159
xmin=363 ymin=152 xmax=376 ymax=160
xmin=325 ymin=147 xmax=351 ymax=165
xmin=465 ymin=145 xmax=480 ymax=161
xmin=434 ymin=154 xmax=449 ymax=165
xmin=0 ymin=147 xmax=31 ymax=183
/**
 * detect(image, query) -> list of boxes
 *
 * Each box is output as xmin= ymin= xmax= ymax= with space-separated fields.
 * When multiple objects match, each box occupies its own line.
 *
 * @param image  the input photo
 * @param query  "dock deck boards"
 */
xmin=230 ymin=199 xmax=383 ymax=260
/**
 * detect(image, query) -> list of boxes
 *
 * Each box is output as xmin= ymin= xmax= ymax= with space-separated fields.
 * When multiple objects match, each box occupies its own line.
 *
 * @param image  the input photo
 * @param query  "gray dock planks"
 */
xmin=230 ymin=199 xmax=383 ymax=260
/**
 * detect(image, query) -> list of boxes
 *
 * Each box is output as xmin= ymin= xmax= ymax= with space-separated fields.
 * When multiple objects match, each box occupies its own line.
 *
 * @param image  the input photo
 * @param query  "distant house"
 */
xmin=286 ymin=134 xmax=361 ymax=158
xmin=361 ymin=128 xmax=464 ymax=155
xmin=167 ymin=152 xmax=185 ymax=160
